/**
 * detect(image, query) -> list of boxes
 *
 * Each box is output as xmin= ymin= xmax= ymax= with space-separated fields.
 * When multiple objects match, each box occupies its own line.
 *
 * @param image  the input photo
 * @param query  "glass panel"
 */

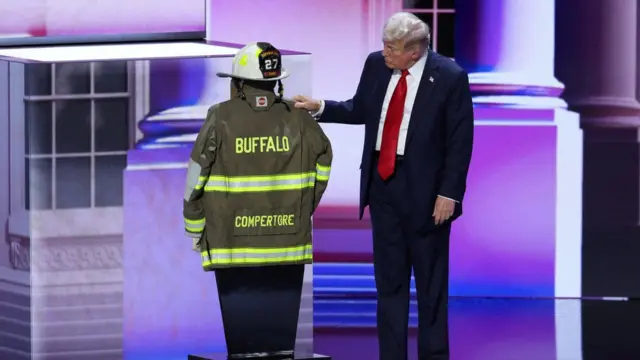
xmin=95 ymin=155 xmax=126 ymax=207
xmin=95 ymin=99 xmax=129 ymax=151
xmin=24 ymin=64 xmax=52 ymax=96
xmin=95 ymin=61 xmax=128 ymax=93
xmin=404 ymin=0 xmax=434 ymax=9
xmin=413 ymin=13 xmax=434 ymax=37
xmin=437 ymin=13 xmax=456 ymax=58
xmin=54 ymin=62 xmax=91 ymax=95
xmin=439 ymin=0 xmax=455 ymax=9
xmin=55 ymin=157 xmax=91 ymax=209
xmin=25 ymin=101 xmax=53 ymax=155
xmin=26 ymin=158 xmax=52 ymax=210
xmin=55 ymin=100 xmax=91 ymax=153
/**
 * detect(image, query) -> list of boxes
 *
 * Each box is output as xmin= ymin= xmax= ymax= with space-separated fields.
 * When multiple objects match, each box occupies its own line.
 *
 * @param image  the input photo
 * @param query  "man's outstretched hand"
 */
xmin=433 ymin=196 xmax=455 ymax=225
xmin=292 ymin=95 xmax=322 ymax=112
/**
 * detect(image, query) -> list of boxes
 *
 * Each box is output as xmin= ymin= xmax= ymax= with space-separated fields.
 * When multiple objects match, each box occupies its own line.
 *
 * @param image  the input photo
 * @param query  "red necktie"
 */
xmin=378 ymin=69 xmax=409 ymax=180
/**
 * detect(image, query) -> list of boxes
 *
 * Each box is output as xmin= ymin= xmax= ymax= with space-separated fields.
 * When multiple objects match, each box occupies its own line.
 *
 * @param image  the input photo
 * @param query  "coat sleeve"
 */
xmin=319 ymin=52 xmax=374 ymax=126
xmin=183 ymin=105 xmax=219 ymax=239
xmin=303 ymin=112 xmax=333 ymax=211
xmin=438 ymin=70 xmax=474 ymax=202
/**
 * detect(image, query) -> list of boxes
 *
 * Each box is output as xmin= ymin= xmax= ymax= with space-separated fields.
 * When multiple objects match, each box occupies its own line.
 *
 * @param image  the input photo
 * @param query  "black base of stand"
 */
xmin=188 ymin=353 xmax=331 ymax=360
xmin=189 ymin=264 xmax=330 ymax=360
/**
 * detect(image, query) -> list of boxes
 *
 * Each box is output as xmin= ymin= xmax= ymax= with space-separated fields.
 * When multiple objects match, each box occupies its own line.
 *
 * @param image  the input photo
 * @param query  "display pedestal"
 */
xmin=188 ymin=264 xmax=330 ymax=360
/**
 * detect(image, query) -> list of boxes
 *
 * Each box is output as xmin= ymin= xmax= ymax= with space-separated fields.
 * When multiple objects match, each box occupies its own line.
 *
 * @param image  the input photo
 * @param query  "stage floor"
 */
xmin=123 ymin=298 xmax=639 ymax=359
xmin=313 ymin=298 xmax=640 ymax=360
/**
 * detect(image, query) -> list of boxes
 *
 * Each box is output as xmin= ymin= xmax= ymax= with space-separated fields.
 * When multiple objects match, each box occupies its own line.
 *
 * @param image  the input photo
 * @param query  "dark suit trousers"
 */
xmin=369 ymin=157 xmax=450 ymax=360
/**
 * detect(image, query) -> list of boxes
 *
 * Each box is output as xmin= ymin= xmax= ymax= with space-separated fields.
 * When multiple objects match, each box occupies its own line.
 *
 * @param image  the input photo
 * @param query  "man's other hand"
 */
xmin=293 ymin=95 xmax=321 ymax=112
xmin=433 ymin=196 xmax=455 ymax=225
xmin=192 ymin=238 xmax=200 ymax=252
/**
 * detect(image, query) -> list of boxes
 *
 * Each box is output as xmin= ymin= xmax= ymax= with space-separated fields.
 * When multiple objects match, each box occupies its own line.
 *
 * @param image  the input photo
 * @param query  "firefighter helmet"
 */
xmin=216 ymin=42 xmax=290 ymax=81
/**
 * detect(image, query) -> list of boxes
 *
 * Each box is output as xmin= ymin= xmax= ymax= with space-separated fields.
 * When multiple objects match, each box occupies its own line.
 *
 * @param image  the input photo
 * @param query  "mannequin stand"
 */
xmin=188 ymin=264 xmax=330 ymax=360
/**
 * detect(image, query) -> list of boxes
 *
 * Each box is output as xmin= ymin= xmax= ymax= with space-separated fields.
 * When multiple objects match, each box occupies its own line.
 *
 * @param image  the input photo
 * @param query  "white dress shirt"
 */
xmin=314 ymin=53 xmax=457 ymax=202
xmin=375 ymin=53 xmax=427 ymax=155
xmin=315 ymin=53 xmax=427 ymax=155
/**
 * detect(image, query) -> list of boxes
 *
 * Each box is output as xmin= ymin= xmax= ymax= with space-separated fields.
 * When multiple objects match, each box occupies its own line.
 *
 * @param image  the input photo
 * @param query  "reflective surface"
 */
xmin=120 ymin=298 xmax=640 ymax=360
xmin=313 ymin=298 xmax=640 ymax=360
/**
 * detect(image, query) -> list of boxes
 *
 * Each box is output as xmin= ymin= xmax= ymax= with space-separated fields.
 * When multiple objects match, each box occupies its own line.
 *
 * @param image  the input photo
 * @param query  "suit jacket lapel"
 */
xmin=371 ymin=63 xmax=392 ymax=126
xmin=406 ymin=51 xmax=439 ymax=146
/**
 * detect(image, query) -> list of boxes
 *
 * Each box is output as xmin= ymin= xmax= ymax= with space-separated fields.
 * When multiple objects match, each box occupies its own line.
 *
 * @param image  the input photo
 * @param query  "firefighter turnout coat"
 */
xmin=183 ymin=87 xmax=332 ymax=270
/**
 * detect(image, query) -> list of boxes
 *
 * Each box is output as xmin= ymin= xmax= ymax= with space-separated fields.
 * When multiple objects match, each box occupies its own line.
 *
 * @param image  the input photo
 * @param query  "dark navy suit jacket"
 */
xmin=319 ymin=50 xmax=474 ymax=233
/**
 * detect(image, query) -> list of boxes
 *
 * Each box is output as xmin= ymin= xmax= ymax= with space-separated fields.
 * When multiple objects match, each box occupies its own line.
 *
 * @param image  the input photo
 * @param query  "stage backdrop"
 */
xmin=0 ymin=0 xmax=205 ymax=45
xmin=209 ymin=0 xmax=583 ymax=299
xmin=0 ymin=1 xmax=639 ymax=359
xmin=0 ymin=41 xmax=314 ymax=359
xmin=209 ymin=0 xmax=640 ymax=300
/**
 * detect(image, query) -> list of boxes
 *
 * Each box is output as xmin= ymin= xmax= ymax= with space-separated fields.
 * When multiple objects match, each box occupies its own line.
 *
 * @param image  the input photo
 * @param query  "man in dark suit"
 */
xmin=293 ymin=12 xmax=473 ymax=360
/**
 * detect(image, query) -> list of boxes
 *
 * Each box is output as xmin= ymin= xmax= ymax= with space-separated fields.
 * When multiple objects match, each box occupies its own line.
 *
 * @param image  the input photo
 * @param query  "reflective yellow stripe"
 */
xmin=185 ymin=160 xmax=207 ymax=200
xmin=316 ymin=163 xmax=330 ymax=181
xmin=201 ymin=244 xmax=313 ymax=266
xmin=204 ymin=172 xmax=317 ymax=193
xmin=184 ymin=217 xmax=205 ymax=232
xmin=195 ymin=176 xmax=207 ymax=190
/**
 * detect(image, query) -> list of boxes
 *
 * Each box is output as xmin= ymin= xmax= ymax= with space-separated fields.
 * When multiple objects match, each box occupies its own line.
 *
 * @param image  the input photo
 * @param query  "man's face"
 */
xmin=382 ymin=40 xmax=417 ymax=70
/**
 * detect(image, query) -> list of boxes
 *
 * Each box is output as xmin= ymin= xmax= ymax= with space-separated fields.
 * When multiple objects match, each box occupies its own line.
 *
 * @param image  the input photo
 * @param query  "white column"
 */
xmin=556 ymin=0 xmax=640 ymax=126
xmin=556 ymin=0 xmax=640 ymax=297
xmin=556 ymin=0 xmax=640 ymax=227
xmin=638 ymin=2 xmax=640 ymax=106
xmin=456 ymin=0 xmax=566 ymax=108
xmin=0 ymin=61 xmax=9 ymax=261
xmin=637 ymin=2 xmax=640 ymax=225
xmin=363 ymin=0 xmax=403 ymax=55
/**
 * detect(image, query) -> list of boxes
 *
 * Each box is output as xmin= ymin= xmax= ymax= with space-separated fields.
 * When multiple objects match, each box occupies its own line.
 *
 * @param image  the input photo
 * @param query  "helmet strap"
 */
xmin=233 ymin=79 xmax=246 ymax=100
xmin=276 ymin=80 xmax=284 ymax=101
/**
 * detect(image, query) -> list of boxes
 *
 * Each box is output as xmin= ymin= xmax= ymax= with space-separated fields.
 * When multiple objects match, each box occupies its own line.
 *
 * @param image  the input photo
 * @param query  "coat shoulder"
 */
xmin=365 ymin=51 xmax=385 ymax=68
xmin=432 ymin=51 xmax=466 ymax=78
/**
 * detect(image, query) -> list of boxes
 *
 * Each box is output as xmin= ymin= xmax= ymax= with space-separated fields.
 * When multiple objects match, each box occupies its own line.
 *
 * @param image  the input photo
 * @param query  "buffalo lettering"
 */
xmin=235 ymin=136 xmax=290 ymax=154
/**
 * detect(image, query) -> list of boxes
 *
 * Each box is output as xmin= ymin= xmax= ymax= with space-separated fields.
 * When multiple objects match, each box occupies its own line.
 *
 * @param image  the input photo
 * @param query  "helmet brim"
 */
xmin=216 ymin=69 xmax=290 ymax=81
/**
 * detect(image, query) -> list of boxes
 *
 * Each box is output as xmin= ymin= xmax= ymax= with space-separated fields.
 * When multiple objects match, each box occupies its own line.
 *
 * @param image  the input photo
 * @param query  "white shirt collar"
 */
xmin=399 ymin=51 xmax=428 ymax=80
